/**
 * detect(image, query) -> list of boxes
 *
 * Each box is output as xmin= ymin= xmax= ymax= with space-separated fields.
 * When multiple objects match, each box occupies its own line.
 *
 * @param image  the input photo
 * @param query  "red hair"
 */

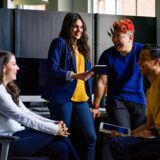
xmin=113 ymin=19 xmax=135 ymax=33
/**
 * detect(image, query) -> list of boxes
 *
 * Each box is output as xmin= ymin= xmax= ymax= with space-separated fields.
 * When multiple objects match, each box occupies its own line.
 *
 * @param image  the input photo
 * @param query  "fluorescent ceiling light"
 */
xmin=11 ymin=0 xmax=48 ymax=5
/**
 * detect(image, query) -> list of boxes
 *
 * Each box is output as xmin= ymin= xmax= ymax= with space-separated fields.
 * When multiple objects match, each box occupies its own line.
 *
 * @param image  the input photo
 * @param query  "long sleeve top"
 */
xmin=0 ymin=84 xmax=59 ymax=136
xmin=42 ymin=38 xmax=92 ymax=104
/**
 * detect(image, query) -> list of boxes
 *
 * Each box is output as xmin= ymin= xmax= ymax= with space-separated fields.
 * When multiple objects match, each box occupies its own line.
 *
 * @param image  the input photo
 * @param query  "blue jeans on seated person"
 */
xmin=9 ymin=129 xmax=80 ymax=160
xmin=110 ymin=136 xmax=160 ymax=160
xmin=47 ymin=101 xmax=97 ymax=160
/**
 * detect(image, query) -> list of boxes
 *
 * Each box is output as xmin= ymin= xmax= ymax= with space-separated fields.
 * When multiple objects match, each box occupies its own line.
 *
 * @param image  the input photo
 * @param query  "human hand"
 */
xmin=110 ymin=130 xmax=121 ymax=137
xmin=91 ymin=108 xmax=101 ymax=120
xmin=57 ymin=121 xmax=70 ymax=137
xmin=132 ymin=129 xmax=154 ymax=138
xmin=72 ymin=71 xmax=94 ymax=81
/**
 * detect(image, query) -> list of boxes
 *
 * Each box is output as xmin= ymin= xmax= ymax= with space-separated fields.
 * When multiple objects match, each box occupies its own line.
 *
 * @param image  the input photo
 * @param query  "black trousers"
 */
xmin=106 ymin=99 xmax=146 ymax=130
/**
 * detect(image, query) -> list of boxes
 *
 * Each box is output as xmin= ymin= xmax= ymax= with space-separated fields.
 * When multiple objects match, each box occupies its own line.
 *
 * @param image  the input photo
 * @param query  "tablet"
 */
xmin=88 ymin=65 xmax=107 ymax=74
xmin=99 ymin=122 xmax=131 ymax=137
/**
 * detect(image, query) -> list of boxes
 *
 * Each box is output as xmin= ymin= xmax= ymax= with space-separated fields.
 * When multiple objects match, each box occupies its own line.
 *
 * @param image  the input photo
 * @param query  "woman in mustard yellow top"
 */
xmin=42 ymin=13 xmax=96 ymax=160
xmin=110 ymin=44 xmax=160 ymax=160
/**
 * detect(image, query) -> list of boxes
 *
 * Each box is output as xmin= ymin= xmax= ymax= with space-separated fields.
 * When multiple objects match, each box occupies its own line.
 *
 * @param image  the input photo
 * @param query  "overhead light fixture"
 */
xmin=11 ymin=0 xmax=48 ymax=5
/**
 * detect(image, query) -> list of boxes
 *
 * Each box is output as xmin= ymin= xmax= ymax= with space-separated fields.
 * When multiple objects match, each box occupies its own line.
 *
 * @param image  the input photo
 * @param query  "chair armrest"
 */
xmin=0 ymin=135 xmax=19 ymax=160
xmin=0 ymin=135 xmax=19 ymax=141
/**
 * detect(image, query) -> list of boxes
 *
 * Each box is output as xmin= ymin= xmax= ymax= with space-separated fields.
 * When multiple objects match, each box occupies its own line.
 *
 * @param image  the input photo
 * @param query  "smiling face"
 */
xmin=138 ymin=49 xmax=155 ymax=76
xmin=3 ymin=55 xmax=19 ymax=84
xmin=112 ymin=31 xmax=133 ymax=54
xmin=71 ymin=19 xmax=83 ymax=41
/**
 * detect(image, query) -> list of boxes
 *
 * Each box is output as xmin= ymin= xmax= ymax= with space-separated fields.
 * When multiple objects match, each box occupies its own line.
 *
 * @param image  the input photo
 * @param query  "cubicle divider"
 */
xmin=14 ymin=9 xmax=94 ymax=62
xmin=0 ymin=8 xmax=156 ymax=63
xmin=95 ymin=14 xmax=156 ymax=63
xmin=0 ymin=8 xmax=14 ymax=51
xmin=14 ymin=10 xmax=67 ymax=58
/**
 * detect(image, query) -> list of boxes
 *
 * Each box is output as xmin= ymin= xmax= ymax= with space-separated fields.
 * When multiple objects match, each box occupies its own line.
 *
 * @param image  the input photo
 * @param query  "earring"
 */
xmin=2 ymin=72 xmax=6 ymax=82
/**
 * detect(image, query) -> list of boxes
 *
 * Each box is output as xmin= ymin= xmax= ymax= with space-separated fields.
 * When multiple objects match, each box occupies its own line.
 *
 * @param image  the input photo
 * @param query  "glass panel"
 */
xmin=23 ymin=5 xmax=46 ymax=10
xmin=137 ymin=0 xmax=155 ymax=17
xmin=117 ymin=0 xmax=136 ymax=15
xmin=98 ymin=0 xmax=156 ymax=17
xmin=98 ymin=0 xmax=116 ymax=14
xmin=7 ymin=0 xmax=46 ymax=10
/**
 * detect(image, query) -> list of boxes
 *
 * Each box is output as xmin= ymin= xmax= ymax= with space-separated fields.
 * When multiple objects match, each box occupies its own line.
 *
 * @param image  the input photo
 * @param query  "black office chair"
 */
xmin=0 ymin=135 xmax=49 ymax=160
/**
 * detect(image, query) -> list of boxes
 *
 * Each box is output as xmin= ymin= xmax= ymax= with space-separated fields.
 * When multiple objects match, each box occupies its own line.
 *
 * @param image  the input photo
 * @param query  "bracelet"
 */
xmin=92 ymin=103 xmax=100 ymax=109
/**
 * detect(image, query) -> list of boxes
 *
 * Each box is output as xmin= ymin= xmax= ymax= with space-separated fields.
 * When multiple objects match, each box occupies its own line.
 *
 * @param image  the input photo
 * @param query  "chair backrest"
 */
xmin=0 ymin=135 xmax=49 ymax=160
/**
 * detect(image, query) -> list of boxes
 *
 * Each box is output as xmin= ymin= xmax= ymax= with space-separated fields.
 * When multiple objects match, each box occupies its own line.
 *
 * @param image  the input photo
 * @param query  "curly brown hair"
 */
xmin=0 ymin=51 xmax=20 ymax=105
xmin=59 ymin=12 xmax=90 ymax=61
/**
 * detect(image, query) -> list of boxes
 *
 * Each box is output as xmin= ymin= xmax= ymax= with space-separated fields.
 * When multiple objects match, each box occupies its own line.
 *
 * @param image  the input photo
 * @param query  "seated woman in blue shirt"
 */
xmin=0 ymin=50 xmax=80 ymax=160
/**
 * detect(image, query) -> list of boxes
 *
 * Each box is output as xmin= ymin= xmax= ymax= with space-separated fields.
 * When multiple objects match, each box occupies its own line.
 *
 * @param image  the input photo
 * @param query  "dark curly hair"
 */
xmin=142 ymin=44 xmax=160 ymax=60
xmin=0 ymin=51 xmax=20 ymax=105
xmin=59 ymin=12 xmax=90 ymax=61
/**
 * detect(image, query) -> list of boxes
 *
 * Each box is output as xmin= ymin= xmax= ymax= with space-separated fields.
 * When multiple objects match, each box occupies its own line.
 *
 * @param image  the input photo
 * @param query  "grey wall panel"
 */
xmin=15 ymin=10 xmax=94 ymax=61
xmin=156 ymin=0 xmax=160 ymax=45
xmin=79 ymin=12 xmax=94 ymax=63
xmin=0 ymin=9 xmax=13 ymax=51
xmin=95 ymin=14 xmax=156 ymax=63
xmin=15 ymin=10 xmax=66 ymax=58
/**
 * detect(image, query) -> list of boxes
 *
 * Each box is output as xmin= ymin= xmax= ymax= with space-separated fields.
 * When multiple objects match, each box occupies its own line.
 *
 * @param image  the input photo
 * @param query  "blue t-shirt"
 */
xmin=98 ymin=42 xmax=146 ymax=105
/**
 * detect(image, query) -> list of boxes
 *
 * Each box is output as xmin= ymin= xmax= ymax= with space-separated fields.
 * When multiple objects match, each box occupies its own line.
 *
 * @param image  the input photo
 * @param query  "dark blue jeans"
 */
xmin=47 ymin=101 xmax=97 ymax=160
xmin=106 ymin=99 xmax=146 ymax=130
xmin=9 ymin=129 xmax=80 ymax=160
xmin=110 ymin=136 xmax=160 ymax=160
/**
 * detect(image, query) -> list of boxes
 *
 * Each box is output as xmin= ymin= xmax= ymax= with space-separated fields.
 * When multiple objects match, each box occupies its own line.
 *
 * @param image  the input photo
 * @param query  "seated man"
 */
xmin=110 ymin=44 xmax=160 ymax=160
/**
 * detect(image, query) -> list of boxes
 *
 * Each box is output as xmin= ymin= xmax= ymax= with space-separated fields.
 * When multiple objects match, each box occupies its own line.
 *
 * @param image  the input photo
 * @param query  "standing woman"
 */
xmin=42 ymin=12 xmax=96 ymax=160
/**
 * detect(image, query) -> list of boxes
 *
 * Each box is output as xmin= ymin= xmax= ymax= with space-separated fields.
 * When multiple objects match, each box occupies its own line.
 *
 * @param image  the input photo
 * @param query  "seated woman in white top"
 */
xmin=0 ymin=50 xmax=80 ymax=160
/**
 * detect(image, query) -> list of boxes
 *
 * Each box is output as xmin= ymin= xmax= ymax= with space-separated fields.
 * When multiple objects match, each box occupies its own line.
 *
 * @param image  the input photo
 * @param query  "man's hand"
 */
xmin=91 ymin=108 xmax=101 ymax=120
xmin=110 ymin=130 xmax=121 ymax=137
xmin=132 ymin=129 xmax=155 ymax=138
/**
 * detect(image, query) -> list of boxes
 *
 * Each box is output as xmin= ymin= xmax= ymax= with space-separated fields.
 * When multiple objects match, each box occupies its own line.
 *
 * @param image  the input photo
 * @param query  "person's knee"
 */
xmin=110 ymin=138 xmax=123 ymax=153
xmin=52 ymin=141 xmax=69 ymax=160
xmin=59 ymin=144 xmax=68 ymax=160
xmin=110 ymin=139 xmax=118 ymax=151
xmin=87 ymin=132 xmax=97 ymax=145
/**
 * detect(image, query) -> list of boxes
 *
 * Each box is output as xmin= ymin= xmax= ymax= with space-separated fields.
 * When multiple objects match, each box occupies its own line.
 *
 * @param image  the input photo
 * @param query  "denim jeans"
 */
xmin=47 ymin=101 xmax=97 ymax=160
xmin=9 ymin=129 xmax=80 ymax=160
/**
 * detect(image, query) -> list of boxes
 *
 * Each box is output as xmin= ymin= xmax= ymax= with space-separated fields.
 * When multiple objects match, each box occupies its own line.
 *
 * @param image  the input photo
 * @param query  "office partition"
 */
xmin=95 ymin=14 xmax=156 ymax=63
